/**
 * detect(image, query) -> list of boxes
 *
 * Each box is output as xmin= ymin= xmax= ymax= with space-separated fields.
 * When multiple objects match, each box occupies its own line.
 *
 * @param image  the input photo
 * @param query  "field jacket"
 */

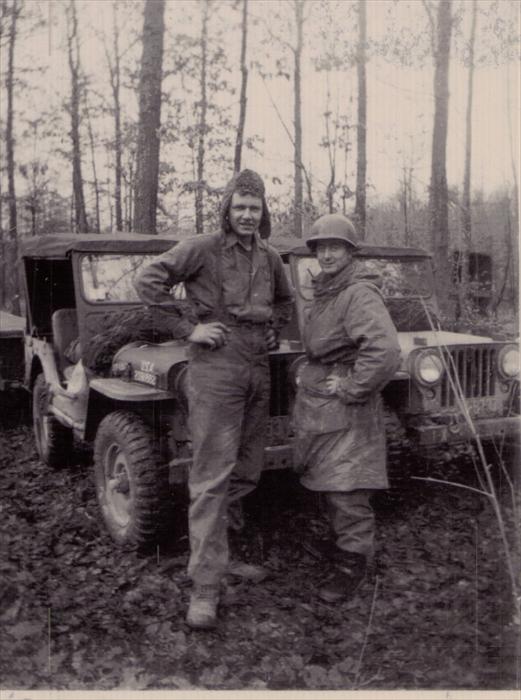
xmin=134 ymin=232 xmax=293 ymax=339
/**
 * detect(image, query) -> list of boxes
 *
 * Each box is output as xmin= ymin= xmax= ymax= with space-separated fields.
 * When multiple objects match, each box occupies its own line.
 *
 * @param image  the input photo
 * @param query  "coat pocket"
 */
xmin=292 ymin=386 xmax=353 ymax=434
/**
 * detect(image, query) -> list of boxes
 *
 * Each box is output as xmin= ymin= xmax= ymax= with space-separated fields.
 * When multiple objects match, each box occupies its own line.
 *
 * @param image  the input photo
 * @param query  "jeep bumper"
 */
xmin=409 ymin=415 xmax=521 ymax=446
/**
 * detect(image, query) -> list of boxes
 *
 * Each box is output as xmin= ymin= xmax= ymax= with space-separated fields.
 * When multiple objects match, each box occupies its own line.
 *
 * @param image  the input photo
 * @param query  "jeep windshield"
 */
xmin=296 ymin=256 xmax=434 ymax=300
xmin=80 ymin=254 xmax=185 ymax=303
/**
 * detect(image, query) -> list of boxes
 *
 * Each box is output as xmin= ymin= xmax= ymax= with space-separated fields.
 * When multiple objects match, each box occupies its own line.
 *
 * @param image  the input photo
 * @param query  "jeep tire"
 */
xmin=33 ymin=373 xmax=74 ymax=467
xmin=94 ymin=410 xmax=172 ymax=548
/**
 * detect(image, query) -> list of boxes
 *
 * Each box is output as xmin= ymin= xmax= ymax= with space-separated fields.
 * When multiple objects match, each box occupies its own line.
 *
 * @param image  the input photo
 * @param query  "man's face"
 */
xmin=316 ymin=240 xmax=354 ymax=275
xmin=228 ymin=191 xmax=263 ymax=238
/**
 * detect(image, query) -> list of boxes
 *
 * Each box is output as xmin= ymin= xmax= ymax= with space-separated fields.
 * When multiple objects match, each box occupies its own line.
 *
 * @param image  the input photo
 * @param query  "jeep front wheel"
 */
xmin=94 ymin=410 xmax=172 ymax=548
xmin=33 ymin=373 xmax=73 ymax=467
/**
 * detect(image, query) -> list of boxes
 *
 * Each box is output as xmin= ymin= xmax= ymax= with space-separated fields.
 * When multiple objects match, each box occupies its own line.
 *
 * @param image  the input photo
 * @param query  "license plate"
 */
xmin=466 ymin=396 xmax=503 ymax=417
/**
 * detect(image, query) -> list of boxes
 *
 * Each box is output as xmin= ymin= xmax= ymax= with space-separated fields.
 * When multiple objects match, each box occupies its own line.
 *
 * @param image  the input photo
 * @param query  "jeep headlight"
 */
xmin=414 ymin=351 xmax=444 ymax=385
xmin=498 ymin=345 xmax=519 ymax=379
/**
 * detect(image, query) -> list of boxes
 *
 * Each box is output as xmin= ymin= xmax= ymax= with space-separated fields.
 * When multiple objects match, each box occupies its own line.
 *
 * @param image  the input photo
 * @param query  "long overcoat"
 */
xmin=292 ymin=264 xmax=401 ymax=492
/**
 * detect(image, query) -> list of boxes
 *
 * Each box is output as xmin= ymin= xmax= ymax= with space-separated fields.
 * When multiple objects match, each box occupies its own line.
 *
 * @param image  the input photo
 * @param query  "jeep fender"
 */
xmin=84 ymin=378 xmax=176 ymax=442
xmin=26 ymin=338 xmax=61 ymax=390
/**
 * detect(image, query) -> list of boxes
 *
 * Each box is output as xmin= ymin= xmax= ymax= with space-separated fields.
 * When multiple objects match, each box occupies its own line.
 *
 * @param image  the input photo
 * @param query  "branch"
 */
xmin=260 ymin=74 xmax=294 ymax=147
xmin=253 ymin=11 xmax=294 ymax=52
xmin=421 ymin=0 xmax=436 ymax=56
xmin=410 ymin=476 xmax=491 ymax=498
xmin=354 ymin=575 xmax=380 ymax=689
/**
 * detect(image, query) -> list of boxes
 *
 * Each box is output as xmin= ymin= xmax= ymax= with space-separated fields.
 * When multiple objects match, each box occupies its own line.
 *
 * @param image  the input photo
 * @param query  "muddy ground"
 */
xmin=0 ymin=401 xmax=519 ymax=691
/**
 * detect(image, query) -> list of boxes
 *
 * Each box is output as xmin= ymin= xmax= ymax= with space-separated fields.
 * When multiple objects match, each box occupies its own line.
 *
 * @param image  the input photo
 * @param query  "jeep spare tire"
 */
xmin=33 ymin=373 xmax=73 ymax=467
xmin=94 ymin=410 xmax=172 ymax=547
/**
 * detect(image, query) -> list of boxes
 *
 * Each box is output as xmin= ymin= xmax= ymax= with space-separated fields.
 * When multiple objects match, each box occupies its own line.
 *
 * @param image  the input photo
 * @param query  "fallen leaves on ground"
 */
xmin=0 ymin=424 xmax=518 ymax=691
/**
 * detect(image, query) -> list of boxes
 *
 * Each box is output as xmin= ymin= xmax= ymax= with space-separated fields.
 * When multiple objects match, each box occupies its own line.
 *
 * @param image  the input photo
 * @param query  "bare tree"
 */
xmin=65 ymin=0 xmax=89 ymax=233
xmin=354 ymin=0 xmax=367 ymax=239
xmin=234 ymin=0 xmax=249 ymax=172
xmin=292 ymin=0 xmax=305 ymax=237
xmin=3 ymin=0 xmax=22 ymax=312
xmin=104 ymin=1 xmax=123 ymax=231
xmin=5 ymin=0 xmax=20 ymax=241
xmin=84 ymin=94 xmax=101 ymax=233
xmin=461 ymin=0 xmax=477 ymax=246
xmin=453 ymin=0 xmax=478 ymax=316
xmin=195 ymin=0 xmax=209 ymax=235
xmin=322 ymin=76 xmax=337 ymax=214
xmin=424 ymin=0 xmax=453 ymax=312
xmin=133 ymin=0 xmax=165 ymax=234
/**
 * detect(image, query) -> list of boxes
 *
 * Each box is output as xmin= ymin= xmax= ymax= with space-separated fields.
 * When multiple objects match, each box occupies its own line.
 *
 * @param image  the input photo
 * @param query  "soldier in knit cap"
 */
xmin=135 ymin=169 xmax=293 ymax=629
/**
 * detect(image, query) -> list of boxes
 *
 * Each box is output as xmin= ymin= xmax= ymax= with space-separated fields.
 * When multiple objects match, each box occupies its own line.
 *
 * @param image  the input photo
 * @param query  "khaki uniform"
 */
xmin=135 ymin=231 xmax=292 ymax=585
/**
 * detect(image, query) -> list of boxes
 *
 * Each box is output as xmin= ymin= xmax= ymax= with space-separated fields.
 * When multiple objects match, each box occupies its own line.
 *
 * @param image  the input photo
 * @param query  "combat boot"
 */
xmin=318 ymin=551 xmax=366 ymax=604
xmin=186 ymin=584 xmax=220 ymax=630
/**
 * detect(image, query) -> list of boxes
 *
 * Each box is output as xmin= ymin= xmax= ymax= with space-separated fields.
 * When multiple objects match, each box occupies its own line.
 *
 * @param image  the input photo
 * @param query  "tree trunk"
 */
xmin=195 ymin=0 xmax=209 ymax=235
xmin=461 ymin=0 xmax=476 ymax=246
xmin=66 ymin=1 xmax=89 ymax=233
xmin=428 ymin=0 xmax=453 ymax=313
xmin=354 ymin=0 xmax=367 ymax=239
xmin=324 ymin=76 xmax=336 ymax=214
xmin=133 ymin=0 xmax=165 ymax=234
xmin=401 ymin=167 xmax=410 ymax=245
xmin=85 ymin=99 xmax=101 ymax=233
xmin=457 ymin=0 xmax=477 ymax=317
xmin=234 ymin=0 xmax=249 ymax=173
xmin=128 ymin=156 xmax=135 ymax=231
xmin=5 ymin=0 xmax=21 ymax=314
xmin=109 ymin=1 xmax=123 ymax=231
xmin=293 ymin=0 xmax=304 ymax=238
xmin=6 ymin=0 xmax=19 ymax=242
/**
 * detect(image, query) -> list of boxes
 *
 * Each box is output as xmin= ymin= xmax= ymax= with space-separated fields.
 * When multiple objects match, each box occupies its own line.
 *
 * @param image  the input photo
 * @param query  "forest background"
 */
xmin=0 ymin=0 xmax=519 ymax=327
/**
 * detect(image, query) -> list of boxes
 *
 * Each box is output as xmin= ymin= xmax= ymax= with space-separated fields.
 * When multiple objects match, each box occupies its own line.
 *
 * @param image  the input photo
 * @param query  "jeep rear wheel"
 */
xmin=33 ymin=373 xmax=73 ymax=467
xmin=94 ymin=410 xmax=173 ymax=548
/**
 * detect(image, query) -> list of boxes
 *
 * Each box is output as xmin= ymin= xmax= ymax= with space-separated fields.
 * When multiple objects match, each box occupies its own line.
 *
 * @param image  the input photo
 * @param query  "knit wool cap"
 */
xmin=220 ymin=169 xmax=271 ymax=239
xmin=305 ymin=213 xmax=360 ymax=251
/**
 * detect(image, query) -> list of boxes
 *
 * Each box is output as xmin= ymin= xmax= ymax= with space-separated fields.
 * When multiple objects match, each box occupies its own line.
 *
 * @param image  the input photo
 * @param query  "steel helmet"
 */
xmin=305 ymin=214 xmax=360 ymax=251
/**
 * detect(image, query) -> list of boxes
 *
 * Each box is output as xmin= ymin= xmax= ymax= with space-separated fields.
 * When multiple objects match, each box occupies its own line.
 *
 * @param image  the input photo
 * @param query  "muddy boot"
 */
xmin=186 ymin=584 xmax=220 ymax=630
xmin=318 ymin=551 xmax=366 ymax=604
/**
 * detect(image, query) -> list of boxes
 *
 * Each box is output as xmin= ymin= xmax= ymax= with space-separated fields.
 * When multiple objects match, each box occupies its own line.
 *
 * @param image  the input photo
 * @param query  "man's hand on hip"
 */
xmin=187 ymin=322 xmax=230 ymax=349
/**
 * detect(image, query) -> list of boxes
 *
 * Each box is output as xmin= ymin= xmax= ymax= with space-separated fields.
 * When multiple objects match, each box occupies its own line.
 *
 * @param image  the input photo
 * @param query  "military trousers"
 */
xmin=324 ymin=489 xmax=375 ymax=560
xmin=186 ymin=326 xmax=270 ymax=585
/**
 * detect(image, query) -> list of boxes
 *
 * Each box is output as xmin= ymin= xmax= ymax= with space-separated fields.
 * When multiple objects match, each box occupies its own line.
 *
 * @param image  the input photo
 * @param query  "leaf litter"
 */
xmin=0 ymin=425 xmax=518 ymax=690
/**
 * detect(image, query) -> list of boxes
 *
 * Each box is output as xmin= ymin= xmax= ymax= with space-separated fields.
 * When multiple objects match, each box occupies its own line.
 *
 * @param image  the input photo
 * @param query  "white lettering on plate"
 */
xmin=134 ymin=370 xmax=157 ymax=386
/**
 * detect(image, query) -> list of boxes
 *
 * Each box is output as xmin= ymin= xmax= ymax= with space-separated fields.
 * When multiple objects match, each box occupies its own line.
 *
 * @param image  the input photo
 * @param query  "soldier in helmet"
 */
xmin=292 ymin=213 xmax=400 ymax=603
xmin=135 ymin=169 xmax=293 ymax=629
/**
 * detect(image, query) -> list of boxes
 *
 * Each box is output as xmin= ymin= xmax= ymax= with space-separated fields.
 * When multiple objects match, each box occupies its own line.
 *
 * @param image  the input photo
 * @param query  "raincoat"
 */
xmin=293 ymin=262 xmax=401 ymax=492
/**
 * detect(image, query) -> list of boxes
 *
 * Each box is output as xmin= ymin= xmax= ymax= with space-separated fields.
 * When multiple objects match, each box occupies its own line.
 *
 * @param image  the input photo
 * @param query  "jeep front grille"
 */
xmin=440 ymin=346 xmax=496 ymax=407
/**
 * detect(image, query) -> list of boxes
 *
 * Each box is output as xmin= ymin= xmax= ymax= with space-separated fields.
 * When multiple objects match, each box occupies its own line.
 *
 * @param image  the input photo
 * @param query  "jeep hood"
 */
xmin=397 ymin=329 xmax=495 ymax=372
xmin=111 ymin=340 xmax=188 ymax=392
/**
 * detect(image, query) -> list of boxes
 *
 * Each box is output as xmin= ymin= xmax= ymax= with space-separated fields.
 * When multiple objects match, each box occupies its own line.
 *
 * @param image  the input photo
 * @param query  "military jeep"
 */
xmin=21 ymin=234 xmax=519 ymax=548
xmin=0 ymin=310 xmax=25 ymax=393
